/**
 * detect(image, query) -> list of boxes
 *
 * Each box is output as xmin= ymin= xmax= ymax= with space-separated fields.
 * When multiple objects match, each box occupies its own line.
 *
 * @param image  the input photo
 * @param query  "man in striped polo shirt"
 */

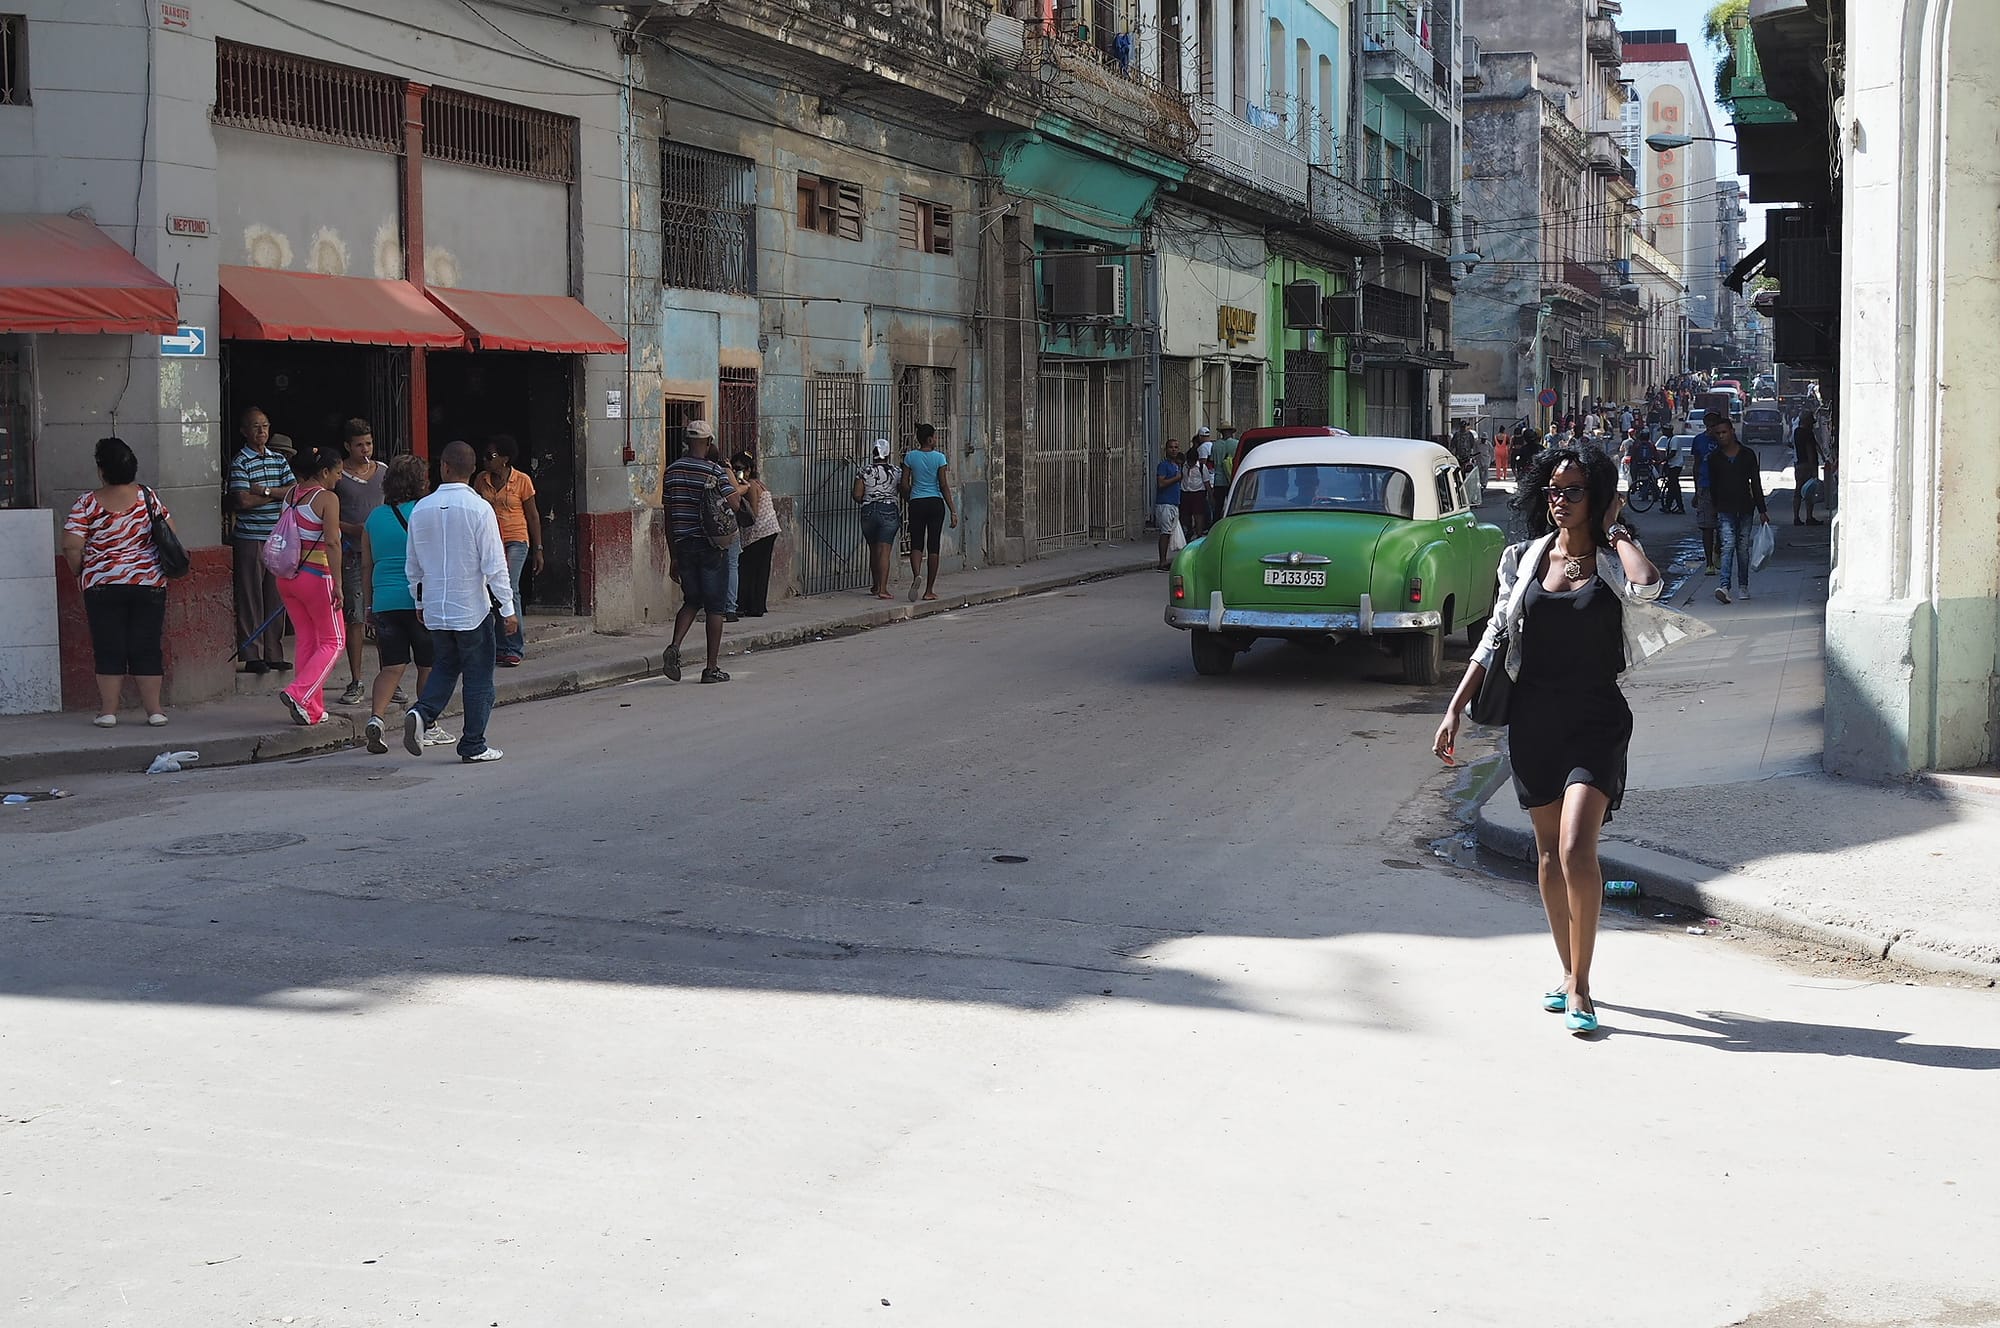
xmin=227 ymin=407 xmax=295 ymax=672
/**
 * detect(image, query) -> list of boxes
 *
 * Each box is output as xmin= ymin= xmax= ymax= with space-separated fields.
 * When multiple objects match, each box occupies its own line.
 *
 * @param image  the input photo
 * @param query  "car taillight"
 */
xmin=1170 ymin=575 xmax=1186 ymax=601
xmin=1408 ymin=577 xmax=1424 ymax=604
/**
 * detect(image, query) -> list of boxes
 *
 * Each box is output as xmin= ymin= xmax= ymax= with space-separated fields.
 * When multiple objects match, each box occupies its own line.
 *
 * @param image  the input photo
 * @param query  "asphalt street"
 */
xmin=5 ymin=575 xmax=1998 ymax=1327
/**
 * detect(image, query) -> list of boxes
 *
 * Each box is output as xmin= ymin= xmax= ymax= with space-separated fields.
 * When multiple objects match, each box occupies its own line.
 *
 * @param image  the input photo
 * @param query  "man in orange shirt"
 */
xmin=473 ymin=435 xmax=543 ymax=667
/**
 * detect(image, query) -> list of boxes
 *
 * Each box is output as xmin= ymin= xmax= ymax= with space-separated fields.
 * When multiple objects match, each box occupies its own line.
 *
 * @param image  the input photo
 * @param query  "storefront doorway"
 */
xmin=427 ymin=350 xmax=579 ymax=614
xmin=223 ymin=343 xmax=409 ymax=460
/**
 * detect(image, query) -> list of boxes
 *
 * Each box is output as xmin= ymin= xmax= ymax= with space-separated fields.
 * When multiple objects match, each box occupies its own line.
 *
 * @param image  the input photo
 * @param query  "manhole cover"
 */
xmin=161 ymin=831 xmax=306 ymax=857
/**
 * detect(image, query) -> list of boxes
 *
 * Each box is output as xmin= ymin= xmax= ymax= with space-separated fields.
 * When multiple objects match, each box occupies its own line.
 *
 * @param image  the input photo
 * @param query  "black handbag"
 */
xmin=142 ymin=486 xmax=191 ymax=579
xmin=1469 ymin=630 xmax=1512 ymax=726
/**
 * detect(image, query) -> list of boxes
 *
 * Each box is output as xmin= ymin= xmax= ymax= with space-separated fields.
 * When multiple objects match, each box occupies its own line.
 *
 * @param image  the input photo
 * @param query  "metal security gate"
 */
xmin=1231 ymin=363 xmax=1262 ymax=432
xmin=1364 ymin=365 xmax=1419 ymax=438
xmin=1033 ymin=360 xmax=1137 ymax=552
xmin=1161 ymin=357 xmax=1193 ymax=448
xmin=1095 ymin=362 xmax=1135 ymax=542
xmin=1283 ymin=348 xmax=1328 ymax=425
xmin=1036 ymin=365 xmax=1091 ymax=552
xmin=799 ymin=373 xmax=892 ymax=595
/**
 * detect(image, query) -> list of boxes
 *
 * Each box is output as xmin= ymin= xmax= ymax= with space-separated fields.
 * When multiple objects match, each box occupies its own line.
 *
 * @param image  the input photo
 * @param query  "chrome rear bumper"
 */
xmin=1165 ymin=604 xmax=1442 ymax=634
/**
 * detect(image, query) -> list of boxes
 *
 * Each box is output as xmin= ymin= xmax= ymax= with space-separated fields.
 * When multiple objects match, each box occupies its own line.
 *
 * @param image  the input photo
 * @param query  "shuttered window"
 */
xmin=797 ymin=174 xmax=864 ymax=241
xmin=897 ymin=197 xmax=953 ymax=255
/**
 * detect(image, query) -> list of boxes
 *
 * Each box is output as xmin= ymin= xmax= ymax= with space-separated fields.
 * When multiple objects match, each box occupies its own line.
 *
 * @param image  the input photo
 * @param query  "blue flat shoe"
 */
xmin=1565 ymin=1000 xmax=1599 ymax=1035
xmin=1543 ymin=988 xmax=1569 ymax=1013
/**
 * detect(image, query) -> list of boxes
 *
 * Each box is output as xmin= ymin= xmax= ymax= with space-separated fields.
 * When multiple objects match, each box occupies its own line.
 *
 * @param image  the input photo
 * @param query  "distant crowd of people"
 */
xmin=1151 ymin=422 xmax=1243 ymax=567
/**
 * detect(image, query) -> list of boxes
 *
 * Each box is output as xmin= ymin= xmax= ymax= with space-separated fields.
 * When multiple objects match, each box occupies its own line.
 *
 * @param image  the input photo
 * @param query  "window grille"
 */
xmin=895 ymin=365 xmax=956 ymax=450
xmin=797 ymin=174 xmax=864 ymax=241
xmin=427 ymin=85 xmax=575 ymax=183
xmin=1 ymin=15 xmax=25 ymax=107
xmin=662 ymin=141 xmax=756 ymax=295
xmin=718 ymin=367 xmax=758 ymax=461
xmin=662 ymin=399 xmax=705 ymax=468
xmin=213 ymin=40 xmax=401 ymax=152
xmin=897 ymin=197 xmax=953 ymax=255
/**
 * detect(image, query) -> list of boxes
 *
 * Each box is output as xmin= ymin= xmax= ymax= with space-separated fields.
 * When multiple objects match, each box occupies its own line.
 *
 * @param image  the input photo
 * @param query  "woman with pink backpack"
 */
xmin=267 ymin=445 xmax=346 ymax=726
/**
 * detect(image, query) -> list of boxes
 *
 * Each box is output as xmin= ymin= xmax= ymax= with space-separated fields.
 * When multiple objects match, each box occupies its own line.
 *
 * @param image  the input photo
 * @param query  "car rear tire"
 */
xmin=1401 ymin=626 xmax=1444 ymax=685
xmin=1191 ymin=630 xmax=1235 ymax=677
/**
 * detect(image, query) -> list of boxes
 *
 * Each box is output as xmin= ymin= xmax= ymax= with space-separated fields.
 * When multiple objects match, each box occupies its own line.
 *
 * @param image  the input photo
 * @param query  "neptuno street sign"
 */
xmin=160 ymin=326 xmax=207 ymax=357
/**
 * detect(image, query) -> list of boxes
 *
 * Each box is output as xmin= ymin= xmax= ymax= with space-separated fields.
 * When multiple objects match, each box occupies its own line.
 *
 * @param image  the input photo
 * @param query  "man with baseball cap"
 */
xmin=662 ymin=419 xmax=744 ymax=683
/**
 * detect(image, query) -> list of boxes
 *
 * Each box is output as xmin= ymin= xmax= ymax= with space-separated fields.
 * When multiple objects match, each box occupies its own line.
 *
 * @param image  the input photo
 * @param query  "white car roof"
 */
xmin=1236 ymin=434 xmax=1458 ymax=477
xmin=1234 ymin=435 xmax=1461 ymax=522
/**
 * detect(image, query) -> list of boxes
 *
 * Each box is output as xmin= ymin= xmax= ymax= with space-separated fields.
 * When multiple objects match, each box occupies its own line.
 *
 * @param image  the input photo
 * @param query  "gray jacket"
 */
xmin=1471 ymin=532 xmax=1693 ymax=682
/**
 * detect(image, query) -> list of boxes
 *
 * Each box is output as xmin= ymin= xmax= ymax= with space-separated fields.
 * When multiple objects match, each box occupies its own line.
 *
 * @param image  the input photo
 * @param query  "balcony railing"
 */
xmin=1587 ymin=130 xmax=1624 ymax=177
xmin=1539 ymin=91 xmax=1587 ymax=160
xmin=1192 ymin=97 xmax=1307 ymax=204
xmin=1309 ymin=166 xmax=1379 ymax=236
xmin=1365 ymin=177 xmax=1449 ymax=255
xmin=1360 ymin=5 xmax=1454 ymax=123
xmin=1586 ymin=14 xmax=1621 ymax=63
xmin=1362 ymin=282 xmax=1424 ymax=341
xmin=1563 ymin=259 xmax=1604 ymax=296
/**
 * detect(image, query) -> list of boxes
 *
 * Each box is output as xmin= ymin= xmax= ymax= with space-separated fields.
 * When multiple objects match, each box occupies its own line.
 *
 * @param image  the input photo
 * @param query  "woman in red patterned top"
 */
xmin=60 ymin=437 xmax=179 ymax=728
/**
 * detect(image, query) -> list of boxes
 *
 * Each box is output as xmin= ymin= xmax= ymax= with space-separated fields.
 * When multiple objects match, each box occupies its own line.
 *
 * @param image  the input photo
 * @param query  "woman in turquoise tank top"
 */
xmin=898 ymin=423 xmax=958 ymax=602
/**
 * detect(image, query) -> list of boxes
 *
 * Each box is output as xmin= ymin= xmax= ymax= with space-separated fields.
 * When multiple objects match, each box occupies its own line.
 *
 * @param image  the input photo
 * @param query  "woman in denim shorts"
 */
xmin=851 ymin=437 xmax=904 ymax=600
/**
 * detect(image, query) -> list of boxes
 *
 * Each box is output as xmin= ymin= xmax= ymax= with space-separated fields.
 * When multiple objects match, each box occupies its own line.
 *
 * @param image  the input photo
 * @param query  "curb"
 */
xmin=3 ymin=558 xmax=1152 ymax=785
xmin=1470 ymin=774 xmax=2000 ymax=986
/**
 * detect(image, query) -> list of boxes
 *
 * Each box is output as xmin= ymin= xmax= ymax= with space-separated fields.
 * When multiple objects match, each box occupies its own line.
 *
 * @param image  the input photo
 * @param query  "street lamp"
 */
xmin=1643 ymin=133 xmax=1737 ymax=152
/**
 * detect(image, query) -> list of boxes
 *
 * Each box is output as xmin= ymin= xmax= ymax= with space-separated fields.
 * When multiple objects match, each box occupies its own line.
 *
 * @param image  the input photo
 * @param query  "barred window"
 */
xmin=662 ymin=141 xmax=756 ymax=295
xmin=797 ymin=174 xmax=863 ymax=242
xmin=214 ymin=40 xmax=401 ymax=152
xmin=897 ymin=197 xmax=953 ymax=256
xmin=427 ymin=85 xmax=575 ymax=183
xmin=1 ymin=15 xmax=26 ymax=107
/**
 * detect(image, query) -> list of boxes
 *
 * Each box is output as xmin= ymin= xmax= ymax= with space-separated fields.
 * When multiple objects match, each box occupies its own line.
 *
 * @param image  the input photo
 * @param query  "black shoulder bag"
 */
xmin=141 ymin=486 xmax=191 ymax=579
xmin=1469 ymin=633 xmax=1512 ymax=726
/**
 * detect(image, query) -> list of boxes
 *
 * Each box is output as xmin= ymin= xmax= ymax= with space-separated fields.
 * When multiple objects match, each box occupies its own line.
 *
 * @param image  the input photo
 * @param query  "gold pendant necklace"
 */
xmin=1560 ymin=543 xmax=1590 ymax=581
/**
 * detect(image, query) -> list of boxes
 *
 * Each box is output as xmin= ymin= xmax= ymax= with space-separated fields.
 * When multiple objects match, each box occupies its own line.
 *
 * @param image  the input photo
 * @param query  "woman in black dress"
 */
xmin=1433 ymin=446 xmax=1662 ymax=1035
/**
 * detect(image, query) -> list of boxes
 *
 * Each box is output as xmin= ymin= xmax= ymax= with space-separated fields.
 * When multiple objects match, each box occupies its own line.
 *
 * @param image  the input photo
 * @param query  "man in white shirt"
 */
xmin=401 ymin=439 xmax=518 ymax=763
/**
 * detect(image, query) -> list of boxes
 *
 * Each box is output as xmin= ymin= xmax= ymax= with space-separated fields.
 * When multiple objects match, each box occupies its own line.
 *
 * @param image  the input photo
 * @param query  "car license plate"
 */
xmin=1263 ymin=568 xmax=1327 ymax=587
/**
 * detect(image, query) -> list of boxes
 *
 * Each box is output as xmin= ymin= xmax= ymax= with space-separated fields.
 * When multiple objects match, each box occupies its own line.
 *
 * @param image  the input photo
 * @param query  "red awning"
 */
xmin=218 ymin=265 xmax=466 ymax=347
xmin=0 ymin=214 xmax=180 ymax=335
xmin=424 ymin=286 xmax=628 ymax=354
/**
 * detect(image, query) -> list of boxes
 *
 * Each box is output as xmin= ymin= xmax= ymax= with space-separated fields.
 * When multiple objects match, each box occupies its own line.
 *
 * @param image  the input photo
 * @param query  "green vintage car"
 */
xmin=1164 ymin=429 xmax=1506 ymax=683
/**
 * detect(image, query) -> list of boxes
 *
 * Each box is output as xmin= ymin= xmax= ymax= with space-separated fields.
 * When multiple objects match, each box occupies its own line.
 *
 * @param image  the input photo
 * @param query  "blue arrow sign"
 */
xmin=160 ymin=326 xmax=206 ymax=357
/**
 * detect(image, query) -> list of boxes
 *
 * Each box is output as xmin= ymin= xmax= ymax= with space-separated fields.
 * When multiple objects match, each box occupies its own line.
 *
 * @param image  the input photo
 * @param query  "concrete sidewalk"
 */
xmin=0 ymin=541 xmax=1154 ymax=786
xmin=1472 ymin=478 xmax=2000 ymax=983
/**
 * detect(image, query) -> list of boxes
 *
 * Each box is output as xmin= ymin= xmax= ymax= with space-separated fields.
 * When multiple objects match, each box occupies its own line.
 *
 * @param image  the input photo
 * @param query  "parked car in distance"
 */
xmin=1166 ymin=429 xmax=1505 ymax=684
xmin=1685 ymin=407 xmax=1707 ymax=433
xmin=1740 ymin=404 xmax=1788 ymax=448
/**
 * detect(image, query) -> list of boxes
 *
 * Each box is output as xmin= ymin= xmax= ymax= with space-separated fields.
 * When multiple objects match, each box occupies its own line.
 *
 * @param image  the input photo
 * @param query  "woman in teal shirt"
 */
xmin=358 ymin=455 xmax=451 ymax=754
xmin=898 ymin=422 xmax=958 ymax=602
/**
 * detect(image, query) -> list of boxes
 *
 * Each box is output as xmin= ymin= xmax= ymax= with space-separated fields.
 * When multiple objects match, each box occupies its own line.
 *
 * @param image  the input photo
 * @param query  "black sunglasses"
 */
xmin=1543 ymin=484 xmax=1589 ymax=504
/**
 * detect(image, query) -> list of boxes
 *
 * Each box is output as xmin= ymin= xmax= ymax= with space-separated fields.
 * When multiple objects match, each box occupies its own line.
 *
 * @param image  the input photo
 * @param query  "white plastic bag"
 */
xmin=1167 ymin=514 xmax=1187 ymax=553
xmin=1750 ymin=520 xmax=1775 ymax=572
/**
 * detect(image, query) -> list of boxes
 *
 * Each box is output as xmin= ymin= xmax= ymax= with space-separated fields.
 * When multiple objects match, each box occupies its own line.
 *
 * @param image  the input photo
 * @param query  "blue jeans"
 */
xmin=1717 ymin=510 xmax=1757 ymax=590
xmin=724 ymin=536 xmax=741 ymax=615
xmin=500 ymin=541 xmax=528 ymax=656
xmin=415 ymin=615 xmax=497 ymax=759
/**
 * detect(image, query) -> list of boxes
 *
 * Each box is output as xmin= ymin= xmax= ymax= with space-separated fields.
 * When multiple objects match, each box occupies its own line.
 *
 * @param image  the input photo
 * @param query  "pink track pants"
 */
xmin=277 ymin=571 xmax=346 ymax=724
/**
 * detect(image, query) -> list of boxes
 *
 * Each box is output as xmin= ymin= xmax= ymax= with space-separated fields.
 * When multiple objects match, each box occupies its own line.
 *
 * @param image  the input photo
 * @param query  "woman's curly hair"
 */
xmin=1510 ymin=444 xmax=1631 ymax=546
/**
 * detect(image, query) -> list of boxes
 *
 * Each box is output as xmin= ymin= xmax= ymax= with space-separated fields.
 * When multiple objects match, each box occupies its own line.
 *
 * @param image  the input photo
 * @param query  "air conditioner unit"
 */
xmin=1323 ymin=292 xmax=1361 ymax=336
xmin=1284 ymin=280 xmax=1323 ymax=328
xmin=1096 ymin=263 xmax=1127 ymax=319
xmin=1044 ymin=252 xmax=1101 ymax=316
